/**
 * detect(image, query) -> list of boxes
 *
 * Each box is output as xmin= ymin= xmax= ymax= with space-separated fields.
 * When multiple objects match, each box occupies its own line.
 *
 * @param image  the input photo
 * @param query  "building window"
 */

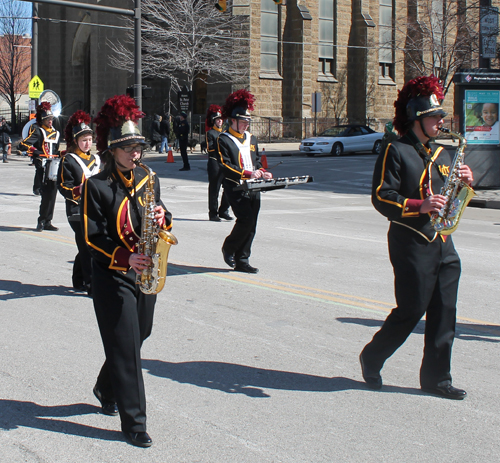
xmin=379 ymin=0 xmax=395 ymax=81
xmin=318 ymin=0 xmax=335 ymax=78
xmin=261 ymin=0 xmax=279 ymax=73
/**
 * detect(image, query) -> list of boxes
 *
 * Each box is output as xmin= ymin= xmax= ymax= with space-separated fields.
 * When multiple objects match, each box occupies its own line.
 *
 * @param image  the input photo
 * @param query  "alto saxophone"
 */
xmin=430 ymin=128 xmax=475 ymax=235
xmin=135 ymin=160 xmax=178 ymax=294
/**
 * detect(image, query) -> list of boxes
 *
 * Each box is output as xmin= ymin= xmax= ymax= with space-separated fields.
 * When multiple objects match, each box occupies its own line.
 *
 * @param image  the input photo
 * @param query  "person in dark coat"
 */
xmin=82 ymin=95 xmax=173 ymax=448
xmin=177 ymin=112 xmax=190 ymax=171
xmin=217 ymin=89 xmax=272 ymax=274
xmin=359 ymin=76 xmax=473 ymax=400
xmin=205 ymin=104 xmax=232 ymax=222
xmin=0 ymin=117 xmax=11 ymax=163
xmin=150 ymin=114 xmax=161 ymax=151
xmin=20 ymin=102 xmax=61 ymax=231
xmin=57 ymin=110 xmax=101 ymax=294
xmin=159 ymin=114 xmax=170 ymax=154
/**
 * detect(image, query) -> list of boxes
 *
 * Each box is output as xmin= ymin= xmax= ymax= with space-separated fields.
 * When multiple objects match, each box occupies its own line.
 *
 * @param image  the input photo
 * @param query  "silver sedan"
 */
xmin=299 ymin=125 xmax=383 ymax=156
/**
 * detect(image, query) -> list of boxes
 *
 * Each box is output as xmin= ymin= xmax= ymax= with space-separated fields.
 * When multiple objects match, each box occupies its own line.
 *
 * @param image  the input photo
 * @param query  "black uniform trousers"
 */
xmin=207 ymin=157 xmax=229 ymax=218
xmin=38 ymin=179 xmax=58 ymax=225
xmin=68 ymin=216 xmax=92 ymax=289
xmin=92 ymin=262 xmax=156 ymax=433
xmin=223 ymin=186 xmax=260 ymax=265
xmin=179 ymin=139 xmax=189 ymax=168
xmin=362 ymin=223 xmax=461 ymax=388
xmin=33 ymin=158 xmax=44 ymax=192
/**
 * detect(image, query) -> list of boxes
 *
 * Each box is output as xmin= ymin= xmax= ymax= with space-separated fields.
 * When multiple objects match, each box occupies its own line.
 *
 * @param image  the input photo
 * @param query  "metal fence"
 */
xmin=0 ymin=107 xmax=31 ymax=134
xmin=143 ymin=114 xmax=462 ymax=146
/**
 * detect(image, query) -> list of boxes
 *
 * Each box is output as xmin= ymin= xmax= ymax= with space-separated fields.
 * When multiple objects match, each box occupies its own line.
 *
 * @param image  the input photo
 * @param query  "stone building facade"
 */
xmin=36 ymin=0 xmax=498 ymax=139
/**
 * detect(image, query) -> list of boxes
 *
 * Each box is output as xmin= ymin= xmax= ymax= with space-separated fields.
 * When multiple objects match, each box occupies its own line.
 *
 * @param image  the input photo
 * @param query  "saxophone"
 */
xmin=135 ymin=161 xmax=178 ymax=294
xmin=430 ymin=128 xmax=475 ymax=235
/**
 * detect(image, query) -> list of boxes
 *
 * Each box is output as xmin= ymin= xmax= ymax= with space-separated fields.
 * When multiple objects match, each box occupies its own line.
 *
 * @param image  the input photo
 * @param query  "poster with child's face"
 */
xmin=464 ymin=90 xmax=500 ymax=144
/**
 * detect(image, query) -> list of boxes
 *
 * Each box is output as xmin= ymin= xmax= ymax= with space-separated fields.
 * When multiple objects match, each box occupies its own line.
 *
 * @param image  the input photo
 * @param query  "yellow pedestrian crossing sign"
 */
xmin=29 ymin=75 xmax=44 ymax=99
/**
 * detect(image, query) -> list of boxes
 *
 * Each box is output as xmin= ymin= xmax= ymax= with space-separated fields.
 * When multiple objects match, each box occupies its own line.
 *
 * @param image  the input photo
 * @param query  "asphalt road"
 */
xmin=1 ymin=152 xmax=500 ymax=462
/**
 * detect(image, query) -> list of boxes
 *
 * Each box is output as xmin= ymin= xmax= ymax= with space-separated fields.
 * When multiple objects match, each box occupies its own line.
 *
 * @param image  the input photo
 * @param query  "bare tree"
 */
xmin=395 ymin=0 xmax=481 ymax=94
xmin=109 ymin=0 xmax=248 ymax=102
xmin=0 ymin=0 xmax=31 ymax=129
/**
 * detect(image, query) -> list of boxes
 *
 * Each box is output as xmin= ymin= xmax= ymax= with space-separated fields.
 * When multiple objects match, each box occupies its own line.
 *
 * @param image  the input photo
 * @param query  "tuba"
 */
xmin=135 ymin=160 xmax=178 ymax=294
xmin=430 ymin=128 xmax=476 ymax=235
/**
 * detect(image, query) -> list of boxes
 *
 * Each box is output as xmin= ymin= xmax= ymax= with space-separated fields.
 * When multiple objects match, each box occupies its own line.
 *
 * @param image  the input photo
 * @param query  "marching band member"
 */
xmin=360 ymin=76 xmax=473 ymax=399
xmin=57 ymin=111 xmax=100 ymax=294
xmin=217 ymin=89 xmax=272 ymax=274
xmin=20 ymin=102 xmax=61 ymax=231
xmin=82 ymin=95 xmax=172 ymax=447
xmin=206 ymin=104 xmax=232 ymax=222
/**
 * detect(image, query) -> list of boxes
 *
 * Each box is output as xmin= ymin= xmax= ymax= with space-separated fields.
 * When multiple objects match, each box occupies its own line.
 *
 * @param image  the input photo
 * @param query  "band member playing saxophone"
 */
xmin=359 ymin=76 xmax=473 ymax=400
xmin=218 ymin=89 xmax=272 ymax=274
xmin=82 ymin=95 xmax=172 ymax=447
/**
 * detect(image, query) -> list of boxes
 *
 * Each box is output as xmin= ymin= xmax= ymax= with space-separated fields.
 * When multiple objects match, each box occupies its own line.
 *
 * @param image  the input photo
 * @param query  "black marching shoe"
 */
xmin=421 ymin=384 xmax=467 ymax=400
xmin=209 ymin=215 xmax=221 ymax=222
xmin=359 ymin=352 xmax=382 ymax=390
xmin=179 ymin=166 xmax=190 ymax=171
xmin=234 ymin=263 xmax=259 ymax=274
xmin=123 ymin=431 xmax=153 ymax=448
xmin=33 ymin=188 xmax=41 ymax=196
xmin=43 ymin=222 xmax=59 ymax=231
xmin=219 ymin=211 xmax=234 ymax=221
xmin=35 ymin=222 xmax=44 ymax=232
xmin=222 ymin=248 xmax=236 ymax=268
xmin=93 ymin=386 xmax=119 ymax=416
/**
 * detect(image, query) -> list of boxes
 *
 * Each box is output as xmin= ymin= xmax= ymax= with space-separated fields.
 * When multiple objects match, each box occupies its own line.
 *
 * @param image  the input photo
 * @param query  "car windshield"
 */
xmin=318 ymin=127 xmax=349 ymax=137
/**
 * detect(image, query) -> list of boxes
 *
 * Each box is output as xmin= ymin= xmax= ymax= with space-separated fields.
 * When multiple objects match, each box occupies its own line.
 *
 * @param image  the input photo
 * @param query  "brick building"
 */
xmin=36 ymin=0 xmax=497 ymax=139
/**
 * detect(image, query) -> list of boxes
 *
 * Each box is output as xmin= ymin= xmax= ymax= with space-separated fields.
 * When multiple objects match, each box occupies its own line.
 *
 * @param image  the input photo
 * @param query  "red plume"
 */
xmin=93 ymin=95 xmax=145 ymax=153
xmin=222 ymin=89 xmax=255 ymax=119
xmin=393 ymin=75 xmax=444 ymax=135
xmin=65 ymin=110 xmax=92 ymax=145
xmin=205 ymin=104 xmax=222 ymax=131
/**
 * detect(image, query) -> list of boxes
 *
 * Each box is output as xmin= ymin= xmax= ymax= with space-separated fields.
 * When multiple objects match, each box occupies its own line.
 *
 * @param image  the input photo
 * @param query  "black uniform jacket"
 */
xmin=206 ymin=127 xmax=223 ymax=161
xmin=217 ymin=128 xmax=263 ymax=187
xmin=82 ymin=164 xmax=173 ymax=272
xmin=20 ymin=123 xmax=60 ymax=159
xmin=177 ymin=120 xmax=189 ymax=141
xmin=372 ymin=133 xmax=452 ymax=242
xmin=58 ymin=149 xmax=101 ymax=217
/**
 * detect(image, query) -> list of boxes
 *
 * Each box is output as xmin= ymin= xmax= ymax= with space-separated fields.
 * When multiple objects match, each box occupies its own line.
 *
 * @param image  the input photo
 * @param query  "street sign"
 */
xmin=482 ymin=36 xmax=497 ymax=59
xmin=312 ymin=92 xmax=322 ymax=113
xmin=481 ymin=7 xmax=499 ymax=36
xmin=177 ymin=86 xmax=191 ymax=113
xmin=29 ymin=75 xmax=44 ymax=99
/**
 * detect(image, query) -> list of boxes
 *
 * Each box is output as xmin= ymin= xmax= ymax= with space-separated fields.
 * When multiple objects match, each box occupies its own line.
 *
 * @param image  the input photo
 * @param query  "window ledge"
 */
xmin=378 ymin=76 xmax=396 ymax=86
xmin=317 ymin=74 xmax=338 ymax=83
xmin=259 ymin=72 xmax=283 ymax=80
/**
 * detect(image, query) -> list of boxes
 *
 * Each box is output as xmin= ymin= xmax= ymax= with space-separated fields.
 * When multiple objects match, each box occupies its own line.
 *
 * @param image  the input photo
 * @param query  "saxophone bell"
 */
xmin=430 ymin=129 xmax=475 ymax=235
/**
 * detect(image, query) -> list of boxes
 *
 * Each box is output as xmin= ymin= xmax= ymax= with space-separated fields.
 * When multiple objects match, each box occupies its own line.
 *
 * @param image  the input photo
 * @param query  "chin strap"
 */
xmin=418 ymin=119 xmax=435 ymax=142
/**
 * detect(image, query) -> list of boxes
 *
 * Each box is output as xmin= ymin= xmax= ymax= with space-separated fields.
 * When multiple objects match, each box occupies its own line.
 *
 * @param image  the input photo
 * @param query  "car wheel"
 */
xmin=331 ymin=142 xmax=343 ymax=156
xmin=372 ymin=140 xmax=382 ymax=154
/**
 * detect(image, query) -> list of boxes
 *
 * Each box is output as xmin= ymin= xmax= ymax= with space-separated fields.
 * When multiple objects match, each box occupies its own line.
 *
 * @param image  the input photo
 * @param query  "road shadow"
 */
xmin=142 ymin=359 xmax=424 ymax=398
xmin=168 ymin=263 xmax=231 ymax=276
xmin=337 ymin=316 xmax=500 ymax=343
xmin=0 ymin=280 xmax=87 ymax=301
xmin=0 ymin=225 xmax=35 ymax=232
xmin=0 ymin=400 xmax=122 ymax=442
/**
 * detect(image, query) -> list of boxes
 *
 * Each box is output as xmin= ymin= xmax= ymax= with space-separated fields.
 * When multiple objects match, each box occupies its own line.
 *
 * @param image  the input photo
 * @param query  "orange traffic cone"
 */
xmin=261 ymin=147 xmax=268 ymax=169
xmin=166 ymin=147 xmax=175 ymax=163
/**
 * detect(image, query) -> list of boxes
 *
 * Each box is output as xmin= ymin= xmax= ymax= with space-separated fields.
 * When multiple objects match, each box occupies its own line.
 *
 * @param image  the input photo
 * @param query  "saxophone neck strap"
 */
xmin=112 ymin=166 xmax=143 ymax=219
xmin=407 ymin=130 xmax=446 ymax=182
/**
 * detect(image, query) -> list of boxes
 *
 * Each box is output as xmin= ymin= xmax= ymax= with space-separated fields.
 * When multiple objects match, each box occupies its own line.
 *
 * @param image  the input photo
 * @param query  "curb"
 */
xmin=469 ymin=198 xmax=500 ymax=210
